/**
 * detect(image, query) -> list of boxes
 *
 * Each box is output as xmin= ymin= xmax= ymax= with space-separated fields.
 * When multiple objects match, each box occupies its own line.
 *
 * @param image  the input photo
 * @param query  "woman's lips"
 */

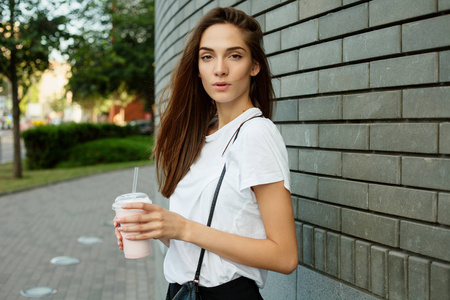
xmin=213 ymin=82 xmax=231 ymax=91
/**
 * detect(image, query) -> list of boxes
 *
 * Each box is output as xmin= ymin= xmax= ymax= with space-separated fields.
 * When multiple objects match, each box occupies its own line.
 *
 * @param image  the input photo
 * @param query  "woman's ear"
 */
xmin=250 ymin=61 xmax=261 ymax=77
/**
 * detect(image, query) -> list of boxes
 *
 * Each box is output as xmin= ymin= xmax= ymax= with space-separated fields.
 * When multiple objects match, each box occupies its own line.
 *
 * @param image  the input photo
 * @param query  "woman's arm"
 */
xmin=117 ymin=180 xmax=298 ymax=274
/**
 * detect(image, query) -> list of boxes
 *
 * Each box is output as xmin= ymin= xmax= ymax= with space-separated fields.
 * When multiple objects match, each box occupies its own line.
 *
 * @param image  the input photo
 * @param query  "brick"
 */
xmin=188 ymin=10 xmax=203 ymax=28
xmin=314 ymin=228 xmax=326 ymax=272
xmin=195 ymin=0 xmax=210 ymax=10
xmin=402 ymin=157 xmax=450 ymax=190
xmin=440 ymin=123 xmax=450 ymax=154
xmin=370 ymin=123 xmax=439 ymax=153
xmin=319 ymin=124 xmax=369 ymax=150
xmin=299 ymin=40 xmax=342 ymax=70
xmin=370 ymin=53 xmax=438 ymax=87
xmin=343 ymin=91 xmax=401 ymax=120
xmin=280 ymin=72 xmax=318 ymax=97
xmin=319 ymin=3 xmax=368 ymax=40
xmin=388 ymin=251 xmax=407 ymax=300
xmin=263 ymin=31 xmax=280 ymax=54
xmin=292 ymin=196 xmax=298 ymax=220
xmin=255 ymin=15 xmax=265 ymax=33
xmin=234 ymin=1 xmax=250 ymax=15
xmin=440 ymin=0 xmax=450 ymax=10
xmin=302 ymin=224 xmax=314 ymax=267
xmin=268 ymin=50 xmax=298 ymax=75
xmin=408 ymin=256 xmax=430 ymax=300
xmin=340 ymin=235 xmax=355 ymax=284
xmin=343 ymin=0 xmax=363 ymax=4
xmin=343 ymin=26 xmax=401 ymax=62
xmin=281 ymin=20 xmax=318 ymax=50
xmin=272 ymin=78 xmax=281 ymax=98
xmin=400 ymin=220 xmax=450 ymax=261
xmin=369 ymin=184 xmax=437 ymax=222
xmin=403 ymin=86 xmax=450 ymax=118
xmin=369 ymin=0 xmax=436 ymax=26
xmin=298 ymin=149 xmax=341 ymax=176
xmin=295 ymin=221 xmax=303 ymax=263
xmin=342 ymin=209 xmax=399 ymax=247
xmin=326 ymin=232 xmax=339 ymax=278
xmin=319 ymin=63 xmax=369 ymax=93
xmin=297 ymin=198 xmax=341 ymax=231
xmin=440 ymin=50 xmax=450 ymax=82
xmin=343 ymin=153 xmax=400 ymax=184
xmin=318 ymin=177 xmax=368 ymax=209
xmin=202 ymin=0 xmax=218 ymax=14
xmin=287 ymin=148 xmax=299 ymax=170
xmin=182 ymin=1 xmax=196 ymax=18
xmin=438 ymin=193 xmax=450 ymax=225
xmin=298 ymin=95 xmax=341 ymax=121
xmin=261 ymin=270 xmax=297 ymax=300
xmin=430 ymin=262 xmax=450 ymax=300
xmin=291 ymin=173 xmax=318 ymax=198
xmin=355 ymin=240 xmax=370 ymax=289
xmin=219 ymin=0 xmax=238 ymax=6
xmin=251 ymin=0 xmax=280 ymax=15
xmin=370 ymin=246 xmax=388 ymax=298
xmin=178 ymin=18 xmax=190 ymax=37
xmin=299 ymin=0 xmax=341 ymax=19
xmin=274 ymin=99 xmax=298 ymax=122
xmin=281 ymin=124 xmax=318 ymax=147
xmin=266 ymin=2 xmax=298 ymax=31
xmin=403 ymin=15 xmax=450 ymax=52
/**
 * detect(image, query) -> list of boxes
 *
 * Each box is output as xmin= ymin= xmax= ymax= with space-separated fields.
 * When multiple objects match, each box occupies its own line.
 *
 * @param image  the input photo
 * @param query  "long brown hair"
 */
xmin=155 ymin=7 xmax=275 ymax=198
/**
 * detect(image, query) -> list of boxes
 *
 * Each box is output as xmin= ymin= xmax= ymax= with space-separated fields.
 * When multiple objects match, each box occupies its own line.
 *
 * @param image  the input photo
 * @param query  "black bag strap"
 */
xmin=193 ymin=114 xmax=263 ymax=285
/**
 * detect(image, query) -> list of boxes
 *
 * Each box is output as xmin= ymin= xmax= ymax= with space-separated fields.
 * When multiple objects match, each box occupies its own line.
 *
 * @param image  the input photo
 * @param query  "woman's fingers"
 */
xmin=114 ymin=203 xmax=186 ymax=241
xmin=115 ymin=228 xmax=124 ymax=250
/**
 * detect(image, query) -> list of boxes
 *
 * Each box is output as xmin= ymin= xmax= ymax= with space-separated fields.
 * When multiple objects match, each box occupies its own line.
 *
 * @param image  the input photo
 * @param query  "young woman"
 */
xmin=114 ymin=7 xmax=298 ymax=299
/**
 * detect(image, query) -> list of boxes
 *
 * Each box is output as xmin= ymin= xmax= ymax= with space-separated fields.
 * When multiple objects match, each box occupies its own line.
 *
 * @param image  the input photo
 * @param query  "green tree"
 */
xmin=66 ymin=0 xmax=155 ymax=122
xmin=111 ymin=0 xmax=155 ymax=118
xmin=0 ymin=0 xmax=68 ymax=178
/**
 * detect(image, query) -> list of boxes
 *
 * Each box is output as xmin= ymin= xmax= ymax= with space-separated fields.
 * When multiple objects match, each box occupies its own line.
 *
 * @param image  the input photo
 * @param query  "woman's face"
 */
xmin=198 ymin=23 xmax=260 ymax=107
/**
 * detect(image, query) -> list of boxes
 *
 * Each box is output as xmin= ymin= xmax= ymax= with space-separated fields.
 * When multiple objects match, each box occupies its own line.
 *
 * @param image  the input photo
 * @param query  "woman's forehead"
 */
xmin=199 ymin=23 xmax=248 ymax=51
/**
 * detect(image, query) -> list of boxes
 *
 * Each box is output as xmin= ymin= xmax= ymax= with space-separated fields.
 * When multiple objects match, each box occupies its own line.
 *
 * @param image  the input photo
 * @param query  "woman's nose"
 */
xmin=214 ymin=59 xmax=228 ymax=76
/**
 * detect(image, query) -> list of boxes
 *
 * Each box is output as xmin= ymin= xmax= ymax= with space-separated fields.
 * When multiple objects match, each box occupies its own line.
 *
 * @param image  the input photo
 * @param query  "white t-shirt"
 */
xmin=163 ymin=108 xmax=291 ymax=288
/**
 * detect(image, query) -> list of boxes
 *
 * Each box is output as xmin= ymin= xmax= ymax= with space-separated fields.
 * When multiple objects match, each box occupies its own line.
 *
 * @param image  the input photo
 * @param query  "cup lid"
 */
xmin=112 ymin=192 xmax=152 ymax=210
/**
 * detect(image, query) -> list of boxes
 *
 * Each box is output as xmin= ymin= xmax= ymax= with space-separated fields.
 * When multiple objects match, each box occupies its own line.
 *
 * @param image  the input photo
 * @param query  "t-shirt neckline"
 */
xmin=205 ymin=108 xmax=261 ymax=143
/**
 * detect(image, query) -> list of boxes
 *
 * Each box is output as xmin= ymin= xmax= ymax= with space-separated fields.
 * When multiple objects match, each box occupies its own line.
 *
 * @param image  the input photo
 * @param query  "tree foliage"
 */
xmin=66 ymin=0 xmax=155 ymax=116
xmin=0 ymin=0 xmax=69 ymax=178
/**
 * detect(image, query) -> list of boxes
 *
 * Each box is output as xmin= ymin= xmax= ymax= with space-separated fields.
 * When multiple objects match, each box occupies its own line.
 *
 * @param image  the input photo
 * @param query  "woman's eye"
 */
xmin=201 ymin=55 xmax=212 ymax=61
xmin=230 ymin=54 xmax=242 ymax=59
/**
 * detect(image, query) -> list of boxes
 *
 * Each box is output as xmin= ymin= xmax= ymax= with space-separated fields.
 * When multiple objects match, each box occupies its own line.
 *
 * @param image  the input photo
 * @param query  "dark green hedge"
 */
xmin=22 ymin=123 xmax=140 ymax=169
xmin=56 ymin=136 xmax=153 ymax=168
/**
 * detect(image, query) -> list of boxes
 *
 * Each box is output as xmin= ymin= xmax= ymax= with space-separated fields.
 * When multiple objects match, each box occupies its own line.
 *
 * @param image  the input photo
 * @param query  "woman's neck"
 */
xmin=215 ymin=100 xmax=254 ymax=131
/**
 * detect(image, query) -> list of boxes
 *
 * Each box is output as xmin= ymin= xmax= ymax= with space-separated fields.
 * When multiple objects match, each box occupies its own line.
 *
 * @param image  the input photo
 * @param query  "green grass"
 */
xmin=0 ymin=160 xmax=153 ymax=195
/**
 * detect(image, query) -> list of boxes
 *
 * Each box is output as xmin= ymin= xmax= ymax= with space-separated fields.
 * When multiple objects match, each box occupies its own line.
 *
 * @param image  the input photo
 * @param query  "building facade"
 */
xmin=153 ymin=0 xmax=450 ymax=299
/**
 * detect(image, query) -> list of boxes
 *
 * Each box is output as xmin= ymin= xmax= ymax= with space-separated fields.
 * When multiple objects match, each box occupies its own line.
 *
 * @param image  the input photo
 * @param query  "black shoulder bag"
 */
xmin=169 ymin=115 xmax=262 ymax=300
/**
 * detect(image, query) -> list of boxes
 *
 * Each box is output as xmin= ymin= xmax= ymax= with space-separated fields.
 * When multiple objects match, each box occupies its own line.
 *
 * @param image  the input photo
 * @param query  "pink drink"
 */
xmin=113 ymin=193 xmax=152 ymax=259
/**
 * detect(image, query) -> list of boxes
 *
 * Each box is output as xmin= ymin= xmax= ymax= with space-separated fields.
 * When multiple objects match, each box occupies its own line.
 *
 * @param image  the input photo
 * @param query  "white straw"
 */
xmin=132 ymin=167 xmax=139 ymax=194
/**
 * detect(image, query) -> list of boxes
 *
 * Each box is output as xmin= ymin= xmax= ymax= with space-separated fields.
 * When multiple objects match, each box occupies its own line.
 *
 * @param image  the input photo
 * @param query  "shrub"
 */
xmin=56 ymin=136 xmax=153 ymax=168
xmin=22 ymin=123 xmax=140 ymax=169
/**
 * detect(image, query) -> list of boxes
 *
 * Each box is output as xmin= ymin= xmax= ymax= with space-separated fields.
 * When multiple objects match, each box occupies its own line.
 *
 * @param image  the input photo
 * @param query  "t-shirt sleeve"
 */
xmin=237 ymin=119 xmax=291 ymax=192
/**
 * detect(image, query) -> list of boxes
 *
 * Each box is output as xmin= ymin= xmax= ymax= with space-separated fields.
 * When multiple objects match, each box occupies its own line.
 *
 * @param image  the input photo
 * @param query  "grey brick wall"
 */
xmin=154 ymin=1 xmax=450 ymax=299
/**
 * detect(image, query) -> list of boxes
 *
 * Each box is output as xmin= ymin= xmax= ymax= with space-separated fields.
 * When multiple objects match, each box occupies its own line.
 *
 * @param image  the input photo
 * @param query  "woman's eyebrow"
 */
xmin=199 ymin=46 xmax=246 ymax=52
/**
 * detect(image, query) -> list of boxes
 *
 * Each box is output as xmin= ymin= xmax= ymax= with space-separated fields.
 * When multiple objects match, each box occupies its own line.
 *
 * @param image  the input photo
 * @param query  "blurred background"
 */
xmin=1 ymin=0 xmax=155 ymax=184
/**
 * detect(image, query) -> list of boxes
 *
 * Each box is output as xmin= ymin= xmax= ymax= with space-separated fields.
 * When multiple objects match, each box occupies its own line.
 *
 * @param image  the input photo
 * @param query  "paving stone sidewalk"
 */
xmin=0 ymin=165 xmax=158 ymax=300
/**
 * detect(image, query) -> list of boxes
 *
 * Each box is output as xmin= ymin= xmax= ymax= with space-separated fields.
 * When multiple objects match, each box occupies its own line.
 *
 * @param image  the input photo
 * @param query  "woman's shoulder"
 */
xmin=241 ymin=116 xmax=281 ymax=139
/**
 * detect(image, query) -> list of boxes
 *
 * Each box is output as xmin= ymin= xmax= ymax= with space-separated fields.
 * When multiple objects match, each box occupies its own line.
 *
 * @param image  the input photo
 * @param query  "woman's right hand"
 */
xmin=114 ymin=216 xmax=124 ymax=251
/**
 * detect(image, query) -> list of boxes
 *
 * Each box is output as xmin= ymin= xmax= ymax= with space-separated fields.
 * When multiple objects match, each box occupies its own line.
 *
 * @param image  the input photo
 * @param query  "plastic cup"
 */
xmin=112 ymin=192 xmax=152 ymax=259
